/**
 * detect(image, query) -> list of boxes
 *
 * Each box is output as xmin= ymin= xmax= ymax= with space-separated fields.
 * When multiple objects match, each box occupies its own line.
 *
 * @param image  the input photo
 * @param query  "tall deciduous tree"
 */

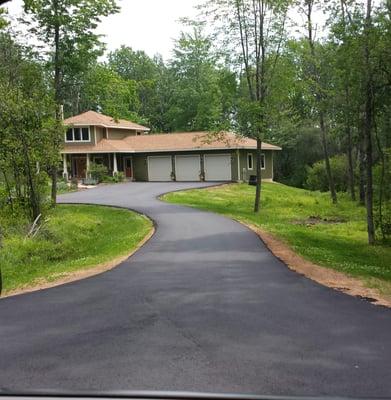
xmin=24 ymin=0 xmax=119 ymax=204
xmin=362 ymin=0 xmax=375 ymax=244
xmin=203 ymin=0 xmax=290 ymax=212
xmin=299 ymin=0 xmax=338 ymax=204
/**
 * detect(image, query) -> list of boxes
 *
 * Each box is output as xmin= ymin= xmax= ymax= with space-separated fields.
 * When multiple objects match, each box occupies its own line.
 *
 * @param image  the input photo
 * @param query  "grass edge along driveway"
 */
xmin=163 ymin=182 xmax=391 ymax=301
xmin=0 ymin=204 xmax=153 ymax=295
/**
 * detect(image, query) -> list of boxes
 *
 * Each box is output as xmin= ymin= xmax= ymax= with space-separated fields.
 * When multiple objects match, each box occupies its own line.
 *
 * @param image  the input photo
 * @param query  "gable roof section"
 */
xmin=64 ymin=110 xmax=150 ymax=132
xmin=62 ymin=131 xmax=281 ymax=154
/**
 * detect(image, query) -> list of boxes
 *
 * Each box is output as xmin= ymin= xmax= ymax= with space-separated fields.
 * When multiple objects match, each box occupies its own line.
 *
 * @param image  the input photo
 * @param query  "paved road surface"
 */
xmin=1 ymin=182 xmax=390 ymax=396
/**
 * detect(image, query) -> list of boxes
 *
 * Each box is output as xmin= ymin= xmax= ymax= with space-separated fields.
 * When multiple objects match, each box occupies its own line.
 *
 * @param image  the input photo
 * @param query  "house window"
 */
xmin=65 ymin=127 xmax=90 ymax=142
xmin=66 ymin=129 xmax=73 ymax=141
xmin=247 ymin=153 xmax=253 ymax=170
xmin=248 ymin=153 xmax=266 ymax=170
xmin=82 ymin=128 xmax=89 ymax=141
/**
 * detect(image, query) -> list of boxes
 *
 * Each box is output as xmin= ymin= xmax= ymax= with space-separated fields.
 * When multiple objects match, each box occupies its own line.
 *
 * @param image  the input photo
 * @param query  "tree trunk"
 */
xmin=358 ymin=121 xmax=366 ymax=204
xmin=346 ymin=123 xmax=356 ymax=201
xmin=51 ymin=0 xmax=61 ymax=207
xmin=306 ymin=0 xmax=337 ymax=204
xmin=363 ymin=0 xmax=375 ymax=245
xmin=319 ymin=112 xmax=337 ymax=204
xmin=254 ymin=138 xmax=262 ymax=213
xmin=364 ymin=107 xmax=375 ymax=244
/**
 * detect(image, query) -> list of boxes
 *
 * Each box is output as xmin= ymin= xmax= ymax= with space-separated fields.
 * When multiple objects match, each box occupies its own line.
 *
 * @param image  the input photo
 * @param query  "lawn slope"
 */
xmin=0 ymin=205 xmax=152 ymax=295
xmin=164 ymin=183 xmax=391 ymax=289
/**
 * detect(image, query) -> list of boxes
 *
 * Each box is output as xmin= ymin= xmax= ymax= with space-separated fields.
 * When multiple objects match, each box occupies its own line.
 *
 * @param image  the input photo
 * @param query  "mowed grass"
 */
xmin=164 ymin=183 xmax=391 ymax=285
xmin=0 ymin=205 xmax=152 ymax=294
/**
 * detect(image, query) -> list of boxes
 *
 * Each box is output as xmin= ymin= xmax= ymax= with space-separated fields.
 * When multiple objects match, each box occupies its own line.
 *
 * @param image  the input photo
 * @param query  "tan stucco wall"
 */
xmin=108 ymin=128 xmax=137 ymax=140
xmin=239 ymin=150 xmax=274 ymax=181
xmin=95 ymin=126 xmax=105 ymax=143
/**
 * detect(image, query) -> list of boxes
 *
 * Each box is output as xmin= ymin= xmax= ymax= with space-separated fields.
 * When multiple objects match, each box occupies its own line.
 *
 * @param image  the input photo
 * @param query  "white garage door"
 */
xmin=175 ymin=155 xmax=201 ymax=181
xmin=148 ymin=156 xmax=172 ymax=181
xmin=204 ymin=154 xmax=232 ymax=181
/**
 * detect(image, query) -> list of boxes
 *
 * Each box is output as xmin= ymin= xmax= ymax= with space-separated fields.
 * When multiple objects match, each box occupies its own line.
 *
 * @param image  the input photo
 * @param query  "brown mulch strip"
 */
xmin=243 ymin=221 xmax=391 ymax=308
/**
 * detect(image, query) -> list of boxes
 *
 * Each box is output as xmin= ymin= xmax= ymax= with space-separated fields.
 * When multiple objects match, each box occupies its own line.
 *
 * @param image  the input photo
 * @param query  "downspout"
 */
xmin=236 ymin=149 xmax=241 ymax=182
xmin=271 ymin=151 xmax=274 ymax=181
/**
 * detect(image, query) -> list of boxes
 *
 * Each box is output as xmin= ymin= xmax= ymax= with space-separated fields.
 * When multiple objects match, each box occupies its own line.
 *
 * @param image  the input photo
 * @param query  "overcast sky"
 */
xmin=5 ymin=0 xmax=203 ymax=60
xmin=5 ymin=0 xmax=333 ymax=61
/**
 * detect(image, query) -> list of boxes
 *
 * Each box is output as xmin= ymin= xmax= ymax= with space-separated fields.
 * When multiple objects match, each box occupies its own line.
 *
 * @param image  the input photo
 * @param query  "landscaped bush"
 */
xmin=113 ymin=171 xmax=125 ymax=182
xmin=306 ymin=155 xmax=354 ymax=192
xmin=57 ymin=180 xmax=69 ymax=192
xmin=101 ymin=175 xmax=115 ymax=183
xmin=88 ymin=162 xmax=108 ymax=183
xmin=373 ymin=150 xmax=391 ymax=240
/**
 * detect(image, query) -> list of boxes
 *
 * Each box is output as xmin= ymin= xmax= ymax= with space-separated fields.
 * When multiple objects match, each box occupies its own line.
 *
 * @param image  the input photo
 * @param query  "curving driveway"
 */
xmin=1 ymin=182 xmax=391 ymax=396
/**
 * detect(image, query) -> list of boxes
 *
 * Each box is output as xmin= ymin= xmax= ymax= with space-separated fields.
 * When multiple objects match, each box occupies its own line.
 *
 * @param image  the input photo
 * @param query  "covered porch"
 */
xmin=62 ymin=153 xmax=134 ymax=181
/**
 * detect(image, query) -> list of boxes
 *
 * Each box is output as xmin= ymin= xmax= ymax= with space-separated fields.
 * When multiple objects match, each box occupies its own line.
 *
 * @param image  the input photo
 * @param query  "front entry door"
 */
xmin=124 ymin=157 xmax=132 ymax=178
xmin=74 ymin=157 xmax=87 ymax=179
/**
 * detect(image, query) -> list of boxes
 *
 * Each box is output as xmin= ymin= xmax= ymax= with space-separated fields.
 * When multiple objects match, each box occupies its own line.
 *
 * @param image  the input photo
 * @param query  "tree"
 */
xmin=24 ymin=0 xmax=119 ymax=205
xmin=362 ymin=0 xmax=375 ymax=244
xmin=0 ymin=32 xmax=57 ymax=221
xmin=203 ymin=0 xmax=290 ymax=212
xmin=79 ymin=63 xmax=141 ymax=122
xmin=299 ymin=0 xmax=338 ymax=204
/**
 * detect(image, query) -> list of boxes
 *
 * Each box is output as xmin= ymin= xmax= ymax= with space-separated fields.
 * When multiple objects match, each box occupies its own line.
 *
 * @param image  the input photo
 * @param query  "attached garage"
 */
xmin=148 ymin=156 xmax=172 ymax=181
xmin=175 ymin=155 xmax=201 ymax=181
xmin=204 ymin=154 xmax=232 ymax=181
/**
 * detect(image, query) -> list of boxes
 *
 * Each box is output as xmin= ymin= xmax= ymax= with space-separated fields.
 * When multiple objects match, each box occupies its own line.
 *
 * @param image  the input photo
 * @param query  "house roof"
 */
xmin=64 ymin=110 xmax=150 ymax=132
xmin=62 ymin=131 xmax=282 ymax=154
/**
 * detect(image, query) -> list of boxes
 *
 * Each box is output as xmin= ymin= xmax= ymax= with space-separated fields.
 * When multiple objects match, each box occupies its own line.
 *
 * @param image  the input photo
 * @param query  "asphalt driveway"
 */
xmin=0 ymin=182 xmax=391 ymax=396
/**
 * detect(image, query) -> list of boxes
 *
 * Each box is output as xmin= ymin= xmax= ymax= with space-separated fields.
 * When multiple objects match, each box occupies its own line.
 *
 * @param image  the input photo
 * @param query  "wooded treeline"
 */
xmin=0 ymin=0 xmax=390 ymax=244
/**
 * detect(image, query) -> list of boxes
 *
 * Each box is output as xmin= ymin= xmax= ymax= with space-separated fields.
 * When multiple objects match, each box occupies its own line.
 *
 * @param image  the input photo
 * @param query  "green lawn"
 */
xmin=164 ymin=183 xmax=391 ymax=286
xmin=0 ymin=205 xmax=152 ymax=294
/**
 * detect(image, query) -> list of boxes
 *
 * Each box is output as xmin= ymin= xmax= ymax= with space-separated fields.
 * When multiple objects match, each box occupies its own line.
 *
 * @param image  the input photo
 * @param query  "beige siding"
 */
xmin=108 ymin=128 xmax=137 ymax=140
xmin=239 ymin=150 xmax=274 ymax=181
xmin=94 ymin=126 xmax=105 ymax=143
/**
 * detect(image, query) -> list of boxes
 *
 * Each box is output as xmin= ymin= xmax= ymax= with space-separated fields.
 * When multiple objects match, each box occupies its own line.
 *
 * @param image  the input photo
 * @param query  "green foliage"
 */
xmin=113 ymin=171 xmax=125 ymax=183
xmin=88 ymin=162 xmax=108 ymax=183
xmin=306 ymin=155 xmax=354 ymax=192
xmin=373 ymin=150 xmax=391 ymax=240
xmin=167 ymin=27 xmax=235 ymax=131
xmin=79 ymin=64 xmax=142 ymax=122
xmin=0 ymin=205 xmax=152 ymax=293
xmin=0 ymin=33 xmax=58 ymax=221
xmin=23 ymin=0 xmax=120 ymax=114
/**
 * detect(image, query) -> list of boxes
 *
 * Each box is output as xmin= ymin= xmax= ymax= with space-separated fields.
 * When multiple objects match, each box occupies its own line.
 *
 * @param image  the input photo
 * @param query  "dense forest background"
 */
xmin=0 ymin=0 xmax=390 ymax=244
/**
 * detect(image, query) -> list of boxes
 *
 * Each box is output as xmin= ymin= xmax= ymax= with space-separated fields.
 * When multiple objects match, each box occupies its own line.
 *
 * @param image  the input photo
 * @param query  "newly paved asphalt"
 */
xmin=1 ymin=182 xmax=391 ymax=396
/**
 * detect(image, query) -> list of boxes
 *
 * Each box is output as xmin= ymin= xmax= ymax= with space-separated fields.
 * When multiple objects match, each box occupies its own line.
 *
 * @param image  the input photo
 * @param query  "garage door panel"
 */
xmin=204 ymin=154 xmax=232 ymax=181
xmin=148 ymin=156 xmax=172 ymax=181
xmin=175 ymin=155 xmax=200 ymax=181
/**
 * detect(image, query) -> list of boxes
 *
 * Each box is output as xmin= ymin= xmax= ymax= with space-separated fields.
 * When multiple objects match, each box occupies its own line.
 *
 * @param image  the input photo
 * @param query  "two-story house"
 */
xmin=62 ymin=110 xmax=281 ymax=182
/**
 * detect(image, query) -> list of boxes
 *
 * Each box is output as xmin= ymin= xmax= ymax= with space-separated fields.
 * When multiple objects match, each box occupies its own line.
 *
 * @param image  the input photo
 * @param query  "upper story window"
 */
xmin=65 ymin=127 xmax=90 ymax=142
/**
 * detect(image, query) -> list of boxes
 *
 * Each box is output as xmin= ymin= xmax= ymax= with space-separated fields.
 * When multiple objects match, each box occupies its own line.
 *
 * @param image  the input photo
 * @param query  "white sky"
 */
xmin=4 ymin=0 xmax=337 ymax=61
xmin=5 ymin=0 xmax=202 ymax=60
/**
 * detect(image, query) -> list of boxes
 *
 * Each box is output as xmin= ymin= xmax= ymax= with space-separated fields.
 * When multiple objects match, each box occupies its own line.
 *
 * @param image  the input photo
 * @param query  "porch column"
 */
xmin=63 ymin=154 xmax=68 ymax=180
xmin=113 ymin=153 xmax=118 ymax=176
xmin=86 ymin=153 xmax=90 ymax=178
